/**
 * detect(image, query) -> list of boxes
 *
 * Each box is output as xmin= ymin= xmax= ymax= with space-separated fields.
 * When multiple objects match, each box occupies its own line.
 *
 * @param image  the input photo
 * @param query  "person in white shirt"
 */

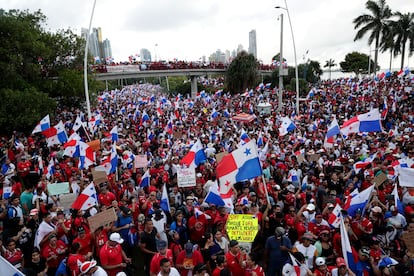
xmin=80 ymin=260 xmax=108 ymax=276
xmin=158 ymin=258 xmax=180 ymax=276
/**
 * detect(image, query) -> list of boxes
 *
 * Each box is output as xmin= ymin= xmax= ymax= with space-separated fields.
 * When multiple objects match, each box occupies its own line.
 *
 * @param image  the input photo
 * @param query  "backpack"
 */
xmin=4 ymin=205 xmax=20 ymax=228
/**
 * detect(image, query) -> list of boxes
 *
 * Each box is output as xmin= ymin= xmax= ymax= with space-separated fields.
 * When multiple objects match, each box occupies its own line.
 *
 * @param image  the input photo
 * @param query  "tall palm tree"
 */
xmin=353 ymin=0 xmax=392 ymax=74
xmin=392 ymin=12 xmax=414 ymax=69
xmin=380 ymin=23 xmax=397 ymax=71
xmin=324 ymin=59 xmax=337 ymax=80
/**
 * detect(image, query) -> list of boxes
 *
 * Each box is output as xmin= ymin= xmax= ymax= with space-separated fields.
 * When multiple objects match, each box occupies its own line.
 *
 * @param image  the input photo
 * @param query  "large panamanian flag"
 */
xmin=216 ymin=140 xmax=262 ymax=189
xmin=340 ymin=109 xmax=382 ymax=136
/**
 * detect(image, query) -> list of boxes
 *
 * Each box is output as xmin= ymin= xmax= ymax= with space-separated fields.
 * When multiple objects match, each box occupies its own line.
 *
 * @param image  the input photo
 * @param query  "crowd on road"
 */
xmin=0 ymin=72 xmax=414 ymax=276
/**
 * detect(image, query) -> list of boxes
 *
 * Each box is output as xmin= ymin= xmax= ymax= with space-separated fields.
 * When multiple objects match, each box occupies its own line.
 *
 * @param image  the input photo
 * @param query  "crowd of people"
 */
xmin=0 ymin=72 xmax=414 ymax=276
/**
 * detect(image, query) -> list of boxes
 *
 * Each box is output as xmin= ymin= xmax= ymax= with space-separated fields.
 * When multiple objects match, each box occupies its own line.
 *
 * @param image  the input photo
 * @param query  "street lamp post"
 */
xmin=278 ymin=13 xmax=284 ymax=111
xmin=276 ymin=0 xmax=299 ymax=114
xmin=83 ymin=0 xmax=97 ymax=121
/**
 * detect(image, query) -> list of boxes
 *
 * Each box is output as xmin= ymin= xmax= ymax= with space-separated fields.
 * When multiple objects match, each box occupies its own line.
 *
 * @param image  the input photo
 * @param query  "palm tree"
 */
xmin=324 ymin=59 xmax=337 ymax=80
xmin=353 ymin=0 xmax=392 ymax=74
xmin=380 ymin=23 xmax=396 ymax=71
xmin=392 ymin=12 xmax=414 ymax=69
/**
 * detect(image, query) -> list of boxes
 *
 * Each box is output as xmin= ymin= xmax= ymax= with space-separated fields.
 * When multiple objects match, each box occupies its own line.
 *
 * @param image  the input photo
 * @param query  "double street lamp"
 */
xmin=276 ymin=1 xmax=299 ymax=115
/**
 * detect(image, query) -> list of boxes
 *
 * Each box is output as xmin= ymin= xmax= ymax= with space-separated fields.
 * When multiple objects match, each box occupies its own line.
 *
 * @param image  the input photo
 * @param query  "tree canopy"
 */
xmin=225 ymin=51 xmax=259 ymax=94
xmin=0 ymin=9 xmax=99 ymax=134
xmin=340 ymin=51 xmax=377 ymax=75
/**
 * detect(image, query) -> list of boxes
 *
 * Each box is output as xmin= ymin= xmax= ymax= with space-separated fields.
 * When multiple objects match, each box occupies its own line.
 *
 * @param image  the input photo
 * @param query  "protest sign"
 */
xmin=134 ymin=154 xmax=147 ymax=168
xmin=47 ymin=182 xmax=70 ymax=196
xmin=87 ymin=207 xmax=117 ymax=232
xmin=177 ymin=167 xmax=196 ymax=187
xmin=373 ymin=172 xmax=388 ymax=187
xmin=59 ymin=193 xmax=78 ymax=210
xmin=226 ymin=214 xmax=259 ymax=242
xmin=91 ymin=167 xmax=108 ymax=186
xmin=87 ymin=139 xmax=101 ymax=151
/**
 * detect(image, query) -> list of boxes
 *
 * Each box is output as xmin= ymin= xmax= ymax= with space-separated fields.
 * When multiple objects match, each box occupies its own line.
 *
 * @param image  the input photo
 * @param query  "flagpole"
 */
xmin=262 ymin=175 xmax=271 ymax=207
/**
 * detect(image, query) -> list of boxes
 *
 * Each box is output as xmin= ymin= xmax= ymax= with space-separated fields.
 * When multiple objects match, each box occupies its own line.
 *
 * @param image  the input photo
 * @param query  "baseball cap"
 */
xmin=80 ymin=260 xmax=97 ymax=274
xmin=109 ymin=232 xmax=124 ymax=244
xmin=282 ymin=264 xmax=295 ymax=276
xmin=315 ymin=257 xmax=326 ymax=266
xmin=29 ymin=208 xmax=39 ymax=216
xmin=336 ymin=257 xmax=346 ymax=267
xmin=307 ymin=203 xmax=315 ymax=211
xmin=360 ymin=247 xmax=370 ymax=257
xmin=157 ymin=240 xmax=167 ymax=250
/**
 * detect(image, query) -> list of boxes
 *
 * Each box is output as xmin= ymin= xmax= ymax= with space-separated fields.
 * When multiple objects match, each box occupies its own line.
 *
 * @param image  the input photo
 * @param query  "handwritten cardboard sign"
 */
xmin=91 ymin=167 xmax=108 ymax=186
xmin=373 ymin=172 xmax=388 ymax=187
xmin=59 ymin=193 xmax=78 ymax=210
xmin=134 ymin=154 xmax=147 ymax=168
xmin=87 ymin=207 xmax=117 ymax=233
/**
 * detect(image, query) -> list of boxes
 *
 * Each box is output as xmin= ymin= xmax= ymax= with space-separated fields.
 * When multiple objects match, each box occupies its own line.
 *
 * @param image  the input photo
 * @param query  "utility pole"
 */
xmin=278 ymin=13 xmax=284 ymax=111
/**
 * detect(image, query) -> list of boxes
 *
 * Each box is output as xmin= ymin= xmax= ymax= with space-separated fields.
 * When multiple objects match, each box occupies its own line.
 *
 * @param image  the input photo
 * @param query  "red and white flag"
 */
xmin=71 ymin=183 xmax=98 ymax=210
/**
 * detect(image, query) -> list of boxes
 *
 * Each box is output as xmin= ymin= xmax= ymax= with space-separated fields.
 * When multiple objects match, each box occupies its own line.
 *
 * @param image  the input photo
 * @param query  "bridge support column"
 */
xmin=165 ymin=76 xmax=169 ymax=91
xmin=190 ymin=76 xmax=198 ymax=99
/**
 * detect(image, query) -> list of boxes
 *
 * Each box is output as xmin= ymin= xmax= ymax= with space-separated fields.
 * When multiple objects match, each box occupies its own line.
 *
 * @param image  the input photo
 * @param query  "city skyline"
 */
xmin=2 ymin=0 xmax=414 ymax=70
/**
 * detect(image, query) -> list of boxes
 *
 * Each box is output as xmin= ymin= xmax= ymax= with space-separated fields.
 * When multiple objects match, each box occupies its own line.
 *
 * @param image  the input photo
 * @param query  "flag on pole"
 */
xmin=340 ymin=216 xmax=356 ymax=271
xmin=340 ymin=109 xmax=382 ymax=136
xmin=160 ymin=183 xmax=170 ymax=213
xmin=204 ymin=184 xmax=226 ymax=207
xmin=180 ymin=139 xmax=207 ymax=168
xmin=32 ymin=115 xmax=50 ymax=134
xmin=139 ymin=169 xmax=151 ymax=188
xmin=110 ymin=125 xmax=119 ymax=142
xmin=71 ymin=183 xmax=98 ymax=210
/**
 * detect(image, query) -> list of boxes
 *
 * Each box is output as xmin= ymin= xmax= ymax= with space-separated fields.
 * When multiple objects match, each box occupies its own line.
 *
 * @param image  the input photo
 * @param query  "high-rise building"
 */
xmin=102 ymin=39 xmax=112 ymax=61
xmin=248 ymin=29 xmax=257 ymax=58
xmin=140 ymin=48 xmax=152 ymax=62
xmin=82 ymin=27 xmax=112 ymax=63
xmin=237 ymin=44 xmax=244 ymax=55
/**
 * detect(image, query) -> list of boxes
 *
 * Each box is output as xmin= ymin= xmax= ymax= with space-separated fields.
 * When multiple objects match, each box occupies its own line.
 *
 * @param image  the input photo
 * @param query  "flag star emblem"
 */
xmin=244 ymin=148 xmax=251 ymax=156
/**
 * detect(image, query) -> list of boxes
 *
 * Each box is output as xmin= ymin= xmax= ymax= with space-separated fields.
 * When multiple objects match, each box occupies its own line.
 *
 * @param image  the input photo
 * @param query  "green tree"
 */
xmin=225 ymin=51 xmax=259 ymax=94
xmin=0 ymin=88 xmax=56 ymax=133
xmin=307 ymin=60 xmax=322 ymax=83
xmin=324 ymin=59 xmax=337 ymax=80
xmin=392 ymin=12 xmax=414 ymax=69
xmin=0 ymin=9 xmax=93 ymax=132
xmin=353 ymin=0 xmax=392 ymax=74
xmin=340 ymin=51 xmax=376 ymax=75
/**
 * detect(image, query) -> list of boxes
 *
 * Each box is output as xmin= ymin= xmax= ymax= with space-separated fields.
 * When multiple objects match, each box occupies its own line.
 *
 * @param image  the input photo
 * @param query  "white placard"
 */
xmin=177 ymin=167 xmax=196 ymax=187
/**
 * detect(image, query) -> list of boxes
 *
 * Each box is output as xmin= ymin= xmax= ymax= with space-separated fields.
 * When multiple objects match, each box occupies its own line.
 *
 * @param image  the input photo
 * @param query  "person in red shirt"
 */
xmin=225 ymin=240 xmax=247 ymax=276
xmin=41 ymin=234 xmax=68 ymax=276
xmin=67 ymin=242 xmax=90 ymax=276
xmin=73 ymin=226 xmax=94 ymax=256
xmin=212 ymin=255 xmax=227 ymax=276
xmin=350 ymin=208 xmax=373 ymax=239
xmin=176 ymin=242 xmax=204 ymax=276
xmin=99 ymin=232 xmax=131 ymax=276
xmin=149 ymin=239 xmax=174 ymax=276
xmin=188 ymin=210 xmax=208 ymax=245
xmin=17 ymin=155 xmax=31 ymax=178
xmin=98 ymin=183 xmax=116 ymax=208
xmin=94 ymin=224 xmax=111 ymax=260
xmin=245 ymin=252 xmax=265 ymax=276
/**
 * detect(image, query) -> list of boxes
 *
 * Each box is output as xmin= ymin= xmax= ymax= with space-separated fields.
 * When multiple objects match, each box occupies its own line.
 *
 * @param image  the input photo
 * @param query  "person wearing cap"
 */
xmin=151 ymin=208 xmax=168 ymax=246
xmin=225 ymin=240 xmax=246 ymax=276
xmin=298 ymin=203 xmax=317 ymax=225
xmin=331 ymin=257 xmax=355 ymax=276
xmin=176 ymin=241 xmax=204 ymax=276
xmin=292 ymin=232 xmax=318 ymax=270
xmin=314 ymin=226 xmax=335 ymax=266
xmin=79 ymin=260 xmax=108 ymax=276
xmin=314 ymin=257 xmax=331 ymax=276
xmin=150 ymin=240 xmax=174 ymax=276
xmin=73 ymin=226 xmax=94 ymax=256
xmin=350 ymin=208 xmax=373 ymax=240
xmin=264 ymin=227 xmax=292 ymax=275
xmin=99 ymin=232 xmax=131 ymax=276
xmin=355 ymin=246 xmax=380 ymax=276
xmin=67 ymin=242 xmax=91 ymax=276
xmin=37 ymin=233 xmax=61 ymax=271
xmin=387 ymin=205 xmax=407 ymax=233
xmin=158 ymin=257 xmax=180 ymax=276
xmin=112 ymin=205 xmax=134 ymax=254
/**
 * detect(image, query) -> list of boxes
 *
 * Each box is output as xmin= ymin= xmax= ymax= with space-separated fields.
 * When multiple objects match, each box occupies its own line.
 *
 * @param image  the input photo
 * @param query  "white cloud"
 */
xmin=2 ymin=0 xmax=414 ymax=70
